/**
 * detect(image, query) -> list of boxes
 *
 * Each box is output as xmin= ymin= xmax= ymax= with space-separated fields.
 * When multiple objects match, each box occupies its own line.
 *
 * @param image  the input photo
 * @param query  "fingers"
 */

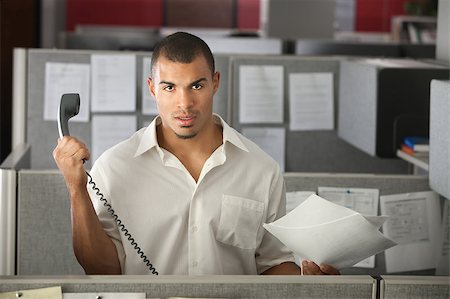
xmin=320 ymin=263 xmax=341 ymax=275
xmin=54 ymin=136 xmax=90 ymax=163
xmin=301 ymin=260 xmax=340 ymax=275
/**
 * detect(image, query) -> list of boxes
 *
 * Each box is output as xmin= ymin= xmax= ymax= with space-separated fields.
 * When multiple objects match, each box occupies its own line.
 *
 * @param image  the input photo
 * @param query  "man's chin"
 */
xmin=175 ymin=131 xmax=198 ymax=139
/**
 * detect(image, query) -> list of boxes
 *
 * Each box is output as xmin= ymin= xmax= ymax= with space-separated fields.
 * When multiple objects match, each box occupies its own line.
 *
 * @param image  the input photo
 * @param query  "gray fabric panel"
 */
xmin=0 ymin=276 xmax=376 ymax=299
xmin=26 ymin=49 xmax=230 ymax=170
xmin=429 ymin=80 xmax=450 ymax=199
xmin=381 ymin=276 xmax=450 ymax=299
xmin=230 ymin=55 xmax=408 ymax=173
xmin=17 ymin=170 xmax=84 ymax=275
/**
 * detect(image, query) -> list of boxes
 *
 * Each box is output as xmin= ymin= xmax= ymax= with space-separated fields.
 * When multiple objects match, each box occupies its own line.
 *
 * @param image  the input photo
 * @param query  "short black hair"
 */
xmin=151 ymin=32 xmax=215 ymax=77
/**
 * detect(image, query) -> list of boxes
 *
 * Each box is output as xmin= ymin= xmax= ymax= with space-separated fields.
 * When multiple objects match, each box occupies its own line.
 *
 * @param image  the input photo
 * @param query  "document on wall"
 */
xmin=318 ymin=187 xmax=380 ymax=268
xmin=380 ymin=191 xmax=441 ymax=273
xmin=91 ymin=54 xmax=136 ymax=112
xmin=435 ymin=199 xmax=449 ymax=275
xmin=0 ymin=286 xmax=62 ymax=299
xmin=286 ymin=191 xmax=316 ymax=214
xmin=63 ymin=293 xmax=145 ymax=299
xmin=91 ymin=115 xmax=137 ymax=163
xmin=44 ymin=62 xmax=90 ymax=122
xmin=263 ymin=194 xmax=396 ymax=270
xmin=141 ymin=57 xmax=158 ymax=115
xmin=239 ymin=65 xmax=284 ymax=124
xmin=241 ymin=127 xmax=285 ymax=172
xmin=289 ymin=73 xmax=334 ymax=131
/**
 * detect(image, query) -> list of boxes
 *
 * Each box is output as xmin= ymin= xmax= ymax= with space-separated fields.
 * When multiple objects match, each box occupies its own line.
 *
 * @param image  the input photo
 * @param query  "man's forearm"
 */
xmin=261 ymin=262 xmax=301 ymax=275
xmin=70 ymin=188 xmax=121 ymax=274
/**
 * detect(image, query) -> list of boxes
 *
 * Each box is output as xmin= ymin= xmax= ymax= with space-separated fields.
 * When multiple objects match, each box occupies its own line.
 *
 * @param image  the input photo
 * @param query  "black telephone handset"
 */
xmin=58 ymin=93 xmax=158 ymax=275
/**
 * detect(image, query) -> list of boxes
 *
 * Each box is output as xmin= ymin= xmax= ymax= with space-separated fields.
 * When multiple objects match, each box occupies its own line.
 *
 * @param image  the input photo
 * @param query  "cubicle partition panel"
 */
xmin=338 ymin=58 xmax=450 ymax=158
xmin=230 ymin=55 xmax=408 ymax=173
xmin=25 ymin=49 xmax=231 ymax=170
xmin=283 ymin=172 xmax=435 ymax=276
xmin=429 ymin=80 xmax=450 ymax=200
xmin=17 ymin=170 xmax=84 ymax=275
xmin=0 ymin=275 xmax=377 ymax=299
xmin=380 ymin=276 xmax=450 ymax=299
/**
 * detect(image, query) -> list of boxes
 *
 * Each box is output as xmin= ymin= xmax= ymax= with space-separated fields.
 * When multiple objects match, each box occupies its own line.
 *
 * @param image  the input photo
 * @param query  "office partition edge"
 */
xmin=12 ymin=48 xmax=28 ymax=149
xmin=0 ymin=169 xmax=16 ymax=275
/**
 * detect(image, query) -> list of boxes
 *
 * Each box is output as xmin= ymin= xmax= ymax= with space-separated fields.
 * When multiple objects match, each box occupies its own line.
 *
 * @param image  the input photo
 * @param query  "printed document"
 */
xmin=380 ymin=191 xmax=441 ymax=273
xmin=286 ymin=191 xmax=316 ymax=214
xmin=91 ymin=54 xmax=136 ymax=112
xmin=141 ymin=57 xmax=158 ymax=115
xmin=263 ymin=194 xmax=396 ymax=269
xmin=289 ymin=73 xmax=334 ymax=131
xmin=318 ymin=187 xmax=379 ymax=268
xmin=239 ymin=65 xmax=284 ymax=124
xmin=91 ymin=115 xmax=137 ymax=163
xmin=436 ymin=200 xmax=449 ymax=275
xmin=241 ymin=127 xmax=285 ymax=172
xmin=44 ymin=62 xmax=90 ymax=122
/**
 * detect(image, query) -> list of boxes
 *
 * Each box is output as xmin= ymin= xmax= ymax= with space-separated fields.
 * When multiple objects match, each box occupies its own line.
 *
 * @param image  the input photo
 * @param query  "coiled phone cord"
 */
xmin=86 ymin=171 xmax=159 ymax=275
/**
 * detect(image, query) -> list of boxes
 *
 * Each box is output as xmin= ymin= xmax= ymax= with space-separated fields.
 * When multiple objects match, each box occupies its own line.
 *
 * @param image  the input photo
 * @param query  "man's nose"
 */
xmin=177 ymin=89 xmax=194 ymax=109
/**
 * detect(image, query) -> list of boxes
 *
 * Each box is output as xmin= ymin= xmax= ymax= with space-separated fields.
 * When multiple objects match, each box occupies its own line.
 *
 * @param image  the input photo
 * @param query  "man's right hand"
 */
xmin=53 ymin=136 xmax=90 ymax=193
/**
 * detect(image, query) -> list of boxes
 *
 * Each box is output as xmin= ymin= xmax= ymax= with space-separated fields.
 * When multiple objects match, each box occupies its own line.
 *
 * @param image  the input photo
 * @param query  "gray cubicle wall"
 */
xmin=26 ymin=49 xmax=231 ymax=169
xmin=380 ymin=276 xmax=450 ymax=299
xmin=230 ymin=55 xmax=408 ymax=173
xmin=17 ymin=170 xmax=436 ymax=276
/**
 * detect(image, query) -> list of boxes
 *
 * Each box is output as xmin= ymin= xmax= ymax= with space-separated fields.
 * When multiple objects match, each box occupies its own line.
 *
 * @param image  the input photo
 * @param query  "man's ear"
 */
xmin=213 ymin=71 xmax=220 ymax=94
xmin=148 ymin=77 xmax=156 ymax=98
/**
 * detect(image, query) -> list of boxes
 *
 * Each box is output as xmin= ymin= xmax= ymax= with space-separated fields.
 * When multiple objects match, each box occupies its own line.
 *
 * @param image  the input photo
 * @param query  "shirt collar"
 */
xmin=134 ymin=114 xmax=248 ymax=158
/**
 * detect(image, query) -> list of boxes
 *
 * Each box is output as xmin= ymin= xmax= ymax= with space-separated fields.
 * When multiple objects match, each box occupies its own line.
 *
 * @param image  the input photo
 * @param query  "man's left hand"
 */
xmin=301 ymin=260 xmax=340 ymax=275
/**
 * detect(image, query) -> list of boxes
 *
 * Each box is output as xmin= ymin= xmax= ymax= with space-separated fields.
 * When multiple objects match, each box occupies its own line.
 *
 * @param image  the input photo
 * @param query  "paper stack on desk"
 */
xmin=263 ymin=194 xmax=397 ymax=269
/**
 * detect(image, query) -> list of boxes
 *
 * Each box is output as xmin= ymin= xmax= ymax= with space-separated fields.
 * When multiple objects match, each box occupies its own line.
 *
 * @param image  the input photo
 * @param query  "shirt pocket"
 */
xmin=216 ymin=195 xmax=265 ymax=250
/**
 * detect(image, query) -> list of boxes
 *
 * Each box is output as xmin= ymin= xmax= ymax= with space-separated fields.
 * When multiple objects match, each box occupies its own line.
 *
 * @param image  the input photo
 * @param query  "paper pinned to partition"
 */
xmin=63 ymin=293 xmax=145 ymax=299
xmin=263 ymin=194 xmax=396 ymax=269
xmin=436 ymin=199 xmax=449 ymax=275
xmin=141 ymin=57 xmax=158 ymax=115
xmin=381 ymin=191 xmax=441 ymax=273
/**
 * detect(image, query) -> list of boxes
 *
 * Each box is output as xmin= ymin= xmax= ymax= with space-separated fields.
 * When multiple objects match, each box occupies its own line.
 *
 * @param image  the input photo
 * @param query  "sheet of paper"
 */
xmin=91 ymin=115 xmax=137 ymax=163
xmin=91 ymin=54 xmax=136 ymax=112
xmin=289 ymin=73 xmax=334 ymax=131
xmin=239 ymin=65 xmax=284 ymax=124
xmin=44 ymin=62 xmax=90 ymax=122
xmin=141 ymin=57 xmax=158 ymax=115
xmin=63 ymin=293 xmax=145 ymax=299
xmin=286 ymin=191 xmax=316 ymax=214
xmin=263 ymin=194 xmax=396 ymax=269
xmin=436 ymin=199 xmax=449 ymax=275
xmin=318 ymin=186 xmax=379 ymax=268
xmin=380 ymin=191 xmax=441 ymax=273
xmin=0 ymin=286 xmax=61 ymax=299
xmin=241 ymin=127 xmax=285 ymax=172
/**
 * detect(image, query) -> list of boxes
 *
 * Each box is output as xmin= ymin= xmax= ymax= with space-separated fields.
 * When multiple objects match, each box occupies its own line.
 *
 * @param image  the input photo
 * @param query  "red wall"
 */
xmin=66 ymin=0 xmax=164 ymax=31
xmin=67 ymin=0 xmax=409 ymax=33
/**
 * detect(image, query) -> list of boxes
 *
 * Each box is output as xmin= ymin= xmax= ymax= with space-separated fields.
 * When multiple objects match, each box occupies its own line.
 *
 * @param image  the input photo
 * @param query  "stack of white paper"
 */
xmin=263 ymin=194 xmax=397 ymax=269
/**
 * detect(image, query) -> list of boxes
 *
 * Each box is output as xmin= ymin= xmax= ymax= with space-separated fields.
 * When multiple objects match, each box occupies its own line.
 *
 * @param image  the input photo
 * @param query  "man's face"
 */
xmin=148 ymin=54 xmax=219 ymax=140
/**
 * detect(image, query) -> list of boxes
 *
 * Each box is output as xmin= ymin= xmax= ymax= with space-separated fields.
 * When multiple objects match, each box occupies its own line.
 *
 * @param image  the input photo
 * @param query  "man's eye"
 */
xmin=164 ymin=85 xmax=174 ymax=91
xmin=192 ymin=84 xmax=202 ymax=90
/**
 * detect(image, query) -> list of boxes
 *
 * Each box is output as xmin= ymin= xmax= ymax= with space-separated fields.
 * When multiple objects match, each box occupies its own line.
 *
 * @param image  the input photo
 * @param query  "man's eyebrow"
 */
xmin=190 ymin=78 xmax=207 ymax=85
xmin=159 ymin=80 xmax=174 ymax=85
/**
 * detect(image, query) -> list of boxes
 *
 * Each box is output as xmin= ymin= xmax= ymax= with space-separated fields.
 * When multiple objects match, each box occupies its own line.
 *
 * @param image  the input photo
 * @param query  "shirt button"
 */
xmin=191 ymin=225 xmax=198 ymax=232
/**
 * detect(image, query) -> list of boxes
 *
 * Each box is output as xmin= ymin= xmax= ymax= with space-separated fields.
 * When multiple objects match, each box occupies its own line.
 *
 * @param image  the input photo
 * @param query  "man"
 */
xmin=53 ymin=32 xmax=339 ymax=275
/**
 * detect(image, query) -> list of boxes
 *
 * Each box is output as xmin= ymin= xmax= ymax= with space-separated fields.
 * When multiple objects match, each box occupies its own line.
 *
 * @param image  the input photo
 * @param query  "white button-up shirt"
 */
xmin=88 ymin=115 xmax=294 ymax=275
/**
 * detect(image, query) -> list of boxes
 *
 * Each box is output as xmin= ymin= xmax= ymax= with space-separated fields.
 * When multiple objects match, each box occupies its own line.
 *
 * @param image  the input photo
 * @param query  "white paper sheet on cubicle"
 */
xmin=286 ymin=191 xmax=316 ymax=214
xmin=239 ymin=65 xmax=284 ymax=124
xmin=318 ymin=187 xmax=380 ymax=268
xmin=436 ymin=199 xmax=449 ymax=275
xmin=380 ymin=191 xmax=441 ymax=273
xmin=241 ymin=127 xmax=285 ymax=172
xmin=263 ymin=194 xmax=396 ymax=269
xmin=91 ymin=54 xmax=136 ymax=112
xmin=0 ymin=286 xmax=61 ymax=299
xmin=63 ymin=293 xmax=145 ymax=299
xmin=141 ymin=57 xmax=158 ymax=115
xmin=289 ymin=73 xmax=334 ymax=131
xmin=91 ymin=115 xmax=137 ymax=163
xmin=44 ymin=62 xmax=90 ymax=122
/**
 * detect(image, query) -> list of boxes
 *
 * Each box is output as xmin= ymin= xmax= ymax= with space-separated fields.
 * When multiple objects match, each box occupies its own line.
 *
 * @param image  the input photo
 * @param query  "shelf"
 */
xmin=396 ymin=149 xmax=429 ymax=172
